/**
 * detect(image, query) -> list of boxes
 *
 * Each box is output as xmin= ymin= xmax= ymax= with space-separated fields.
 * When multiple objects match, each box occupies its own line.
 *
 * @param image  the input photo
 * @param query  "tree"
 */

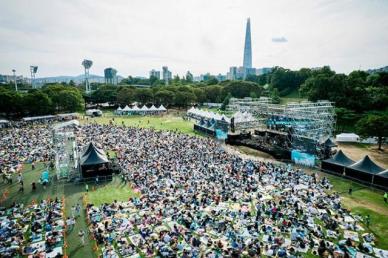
xmin=186 ymin=71 xmax=193 ymax=83
xmin=91 ymin=85 xmax=117 ymax=103
xmin=57 ymin=90 xmax=84 ymax=112
xmin=174 ymin=91 xmax=196 ymax=107
xmin=356 ymin=113 xmax=388 ymax=150
xmin=116 ymin=87 xmax=135 ymax=105
xmin=192 ymin=88 xmax=206 ymax=104
xmin=172 ymin=75 xmax=181 ymax=85
xmin=154 ymin=90 xmax=175 ymax=106
xmin=149 ymin=75 xmax=159 ymax=86
xmin=221 ymin=93 xmax=232 ymax=110
xmin=203 ymin=85 xmax=223 ymax=102
xmin=134 ymin=88 xmax=153 ymax=104
xmin=270 ymin=88 xmax=281 ymax=104
xmin=222 ymin=81 xmax=262 ymax=99
xmin=335 ymin=107 xmax=357 ymax=132
xmin=0 ymin=88 xmax=23 ymax=115
xmin=206 ymin=77 xmax=218 ymax=85
xmin=23 ymin=91 xmax=53 ymax=115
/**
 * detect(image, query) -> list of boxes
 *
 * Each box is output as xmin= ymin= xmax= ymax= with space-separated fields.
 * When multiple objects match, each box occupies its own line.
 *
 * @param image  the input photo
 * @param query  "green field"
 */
xmin=279 ymin=89 xmax=307 ymax=104
xmin=81 ymin=111 xmax=198 ymax=136
xmin=1 ymin=114 xmax=387 ymax=257
xmin=323 ymin=173 xmax=388 ymax=249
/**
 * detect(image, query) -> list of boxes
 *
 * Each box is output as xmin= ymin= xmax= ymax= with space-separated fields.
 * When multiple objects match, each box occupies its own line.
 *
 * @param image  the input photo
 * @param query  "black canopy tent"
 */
xmin=345 ymin=155 xmax=385 ymax=183
xmin=80 ymin=142 xmax=112 ymax=178
xmin=373 ymin=170 xmax=388 ymax=188
xmin=323 ymin=138 xmax=337 ymax=148
xmin=321 ymin=150 xmax=355 ymax=174
xmin=81 ymin=142 xmax=105 ymax=158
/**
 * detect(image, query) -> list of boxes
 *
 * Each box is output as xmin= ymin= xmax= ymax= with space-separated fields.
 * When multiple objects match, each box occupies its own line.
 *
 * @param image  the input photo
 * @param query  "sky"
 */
xmin=0 ymin=0 xmax=388 ymax=78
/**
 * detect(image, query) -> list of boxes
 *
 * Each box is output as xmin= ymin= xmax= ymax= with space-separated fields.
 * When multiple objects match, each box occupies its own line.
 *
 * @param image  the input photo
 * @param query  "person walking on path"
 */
xmin=76 ymin=203 xmax=81 ymax=218
xmin=71 ymin=205 xmax=76 ymax=218
xmin=384 ymin=192 xmax=387 ymax=204
xmin=78 ymin=230 xmax=85 ymax=246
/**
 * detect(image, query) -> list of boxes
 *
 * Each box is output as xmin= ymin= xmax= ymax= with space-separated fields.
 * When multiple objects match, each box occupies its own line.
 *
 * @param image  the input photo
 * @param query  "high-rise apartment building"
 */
xmin=162 ymin=66 xmax=172 ymax=85
xmin=149 ymin=69 xmax=160 ymax=80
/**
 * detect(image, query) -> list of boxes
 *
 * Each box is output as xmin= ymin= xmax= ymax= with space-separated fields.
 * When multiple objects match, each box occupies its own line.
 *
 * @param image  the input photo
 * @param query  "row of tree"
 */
xmin=89 ymin=80 xmax=266 ymax=107
xmin=0 ymin=85 xmax=84 ymax=116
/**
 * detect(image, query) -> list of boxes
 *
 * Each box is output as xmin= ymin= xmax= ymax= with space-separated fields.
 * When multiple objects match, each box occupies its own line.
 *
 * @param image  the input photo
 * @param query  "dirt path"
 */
xmin=340 ymin=195 xmax=388 ymax=214
xmin=337 ymin=143 xmax=388 ymax=168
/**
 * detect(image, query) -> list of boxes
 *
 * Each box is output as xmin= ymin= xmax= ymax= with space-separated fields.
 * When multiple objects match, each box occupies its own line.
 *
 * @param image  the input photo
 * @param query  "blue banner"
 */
xmin=291 ymin=150 xmax=315 ymax=167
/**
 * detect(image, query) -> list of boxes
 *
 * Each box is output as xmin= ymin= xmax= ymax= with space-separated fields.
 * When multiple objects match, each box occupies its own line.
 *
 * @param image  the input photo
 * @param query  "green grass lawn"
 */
xmin=81 ymin=112 xmax=198 ymax=136
xmin=279 ymin=89 xmax=307 ymax=104
xmin=322 ymin=173 xmax=388 ymax=249
xmin=86 ymin=176 xmax=140 ymax=206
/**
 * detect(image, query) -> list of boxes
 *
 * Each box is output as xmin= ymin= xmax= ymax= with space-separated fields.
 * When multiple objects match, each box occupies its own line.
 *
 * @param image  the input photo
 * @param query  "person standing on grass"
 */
xmin=85 ymin=184 xmax=89 ymax=192
xmin=78 ymin=229 xmax=85 ymax=246
xmin=384 ymin=192 xmax=387 ymax=203
xmin=348 ymin=187 xmax=352 ymax=195
xmin=365 ymin=215 xmax=371 ymax=228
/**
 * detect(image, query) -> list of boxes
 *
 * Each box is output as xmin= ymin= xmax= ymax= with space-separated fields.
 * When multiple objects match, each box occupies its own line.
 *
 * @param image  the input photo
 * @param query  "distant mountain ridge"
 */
xmin=366 ymin=66 xmax=388 ymax=74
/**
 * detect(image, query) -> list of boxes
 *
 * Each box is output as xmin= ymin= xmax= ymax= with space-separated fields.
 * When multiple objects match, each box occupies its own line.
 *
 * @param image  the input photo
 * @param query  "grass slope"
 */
xmin=80 ymin=112 xmax=197 ymax=136
xmin=320 ymin=173 xmax=388 ymax=249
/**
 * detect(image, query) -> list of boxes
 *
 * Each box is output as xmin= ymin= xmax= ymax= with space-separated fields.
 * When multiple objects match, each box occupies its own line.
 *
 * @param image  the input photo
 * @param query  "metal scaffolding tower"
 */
xmin=82 ymin=59 xmax=93 ymax=93
xmin=227 ymin=98 xmax=336 ymax=149
xmin=30 ymin=66 xmax=38 ymax=89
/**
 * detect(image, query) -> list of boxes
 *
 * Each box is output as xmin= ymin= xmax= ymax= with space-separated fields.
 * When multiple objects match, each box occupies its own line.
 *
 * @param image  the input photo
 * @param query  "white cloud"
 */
xmin=0 ymin=0 xmax=387 ymax=77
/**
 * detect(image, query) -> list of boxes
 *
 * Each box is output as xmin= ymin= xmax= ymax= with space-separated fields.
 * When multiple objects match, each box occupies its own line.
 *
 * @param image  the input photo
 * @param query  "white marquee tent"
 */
xmin=336 ymin=133 xmax=360 ymax=143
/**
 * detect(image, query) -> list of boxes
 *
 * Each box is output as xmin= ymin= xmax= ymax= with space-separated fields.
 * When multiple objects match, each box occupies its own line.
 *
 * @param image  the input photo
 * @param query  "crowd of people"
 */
xmin=0 ymin=125 xmax=53 ymax=178
xmin=0 ymin=198 xmax=64 ymax=258
xmin=77 ymin=124 xmax=386 ymax=258
xmin=1 ymin=121 xmax=387 ymax=257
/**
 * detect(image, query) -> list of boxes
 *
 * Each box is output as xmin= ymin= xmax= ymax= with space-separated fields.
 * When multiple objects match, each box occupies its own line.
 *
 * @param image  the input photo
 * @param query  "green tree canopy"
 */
xmin=134 ymin=88 xmax=153 ymax=104
xmin=154 ymin=90 xmax=175 ymax=106
xmin=356 ymin=113 xmax=388 ymax=150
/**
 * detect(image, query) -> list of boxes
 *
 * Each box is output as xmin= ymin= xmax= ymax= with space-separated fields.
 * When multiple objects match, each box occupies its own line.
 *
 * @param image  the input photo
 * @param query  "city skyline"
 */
xmin=1 ymin=0 xmax=388 ymax=78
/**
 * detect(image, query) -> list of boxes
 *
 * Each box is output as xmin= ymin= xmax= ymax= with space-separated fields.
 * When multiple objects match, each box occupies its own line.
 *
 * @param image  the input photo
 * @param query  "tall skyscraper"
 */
xmin=162 ymin=66 xmax=172 ymax=85
xmin=243 ymin=18 xmax=252 ymax=69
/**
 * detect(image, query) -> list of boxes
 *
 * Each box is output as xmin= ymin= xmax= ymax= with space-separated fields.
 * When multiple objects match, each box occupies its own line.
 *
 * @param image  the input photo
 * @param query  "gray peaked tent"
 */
xmin=80 ymin=142 xmax=111 ymax=178
xmin=321 ymin=150 xmax=355 ymax=174
xmin=345 ymin=155 xmax=385 ymax=183
xmin=373 ymin=169 xmax=388 ymax=188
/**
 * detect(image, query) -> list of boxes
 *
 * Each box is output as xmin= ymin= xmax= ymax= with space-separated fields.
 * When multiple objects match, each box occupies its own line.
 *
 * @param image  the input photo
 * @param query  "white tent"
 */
xmin=132 ymin=105 xmax=140 ymax=111
xmin=159 ymin=105 xmax=167 ymax=111
xmin=232 ymin=111 xmax=257 ymax=125
xmin=117 ymin=107 xmax=123 ymax=111
xmin=149 ymin=105 xmax=157 ymax=111
xmin=221 ymin=115 xmax=230 ymax=123
xmin=140 ymin=105 xmax=149 ymax=111
xmin=122 ymin=105 xmax=131 ymax=112
xmin=336 ymin=133 xmax=360 ymax=143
